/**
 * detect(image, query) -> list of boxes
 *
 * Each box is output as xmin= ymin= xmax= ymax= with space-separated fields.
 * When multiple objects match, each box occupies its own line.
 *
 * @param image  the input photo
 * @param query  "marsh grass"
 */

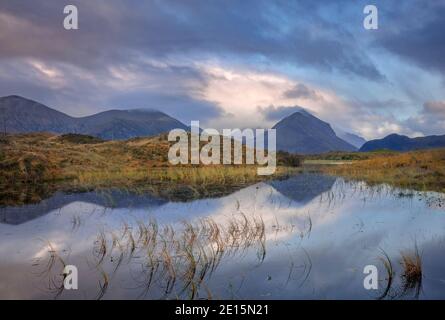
xmin=323 ymin=149 xmax=445 ymax=193
xmin=32 ymin=240 xmax=67 ymax=298
xmin=85 ymin=213 xmax=267 ymax=299
xmin=96 ymin=266 xmax=109 ymax=300
xmin=0 ymin=133 xmax=300 ymax=205
xmin=33 ymin=213 xmax=266 ymax=299
xmin=295 ymin=248 xmax=312 ymax=288
xmin=377 ymin=249 xmax=394 ymax=300
xmin=93 ymin=230 xmax=107 ymax=266
xmin=400 ymin=245 xmax=423 ymax=298
xmin=374 ymin=245 xmax=423 ymax=300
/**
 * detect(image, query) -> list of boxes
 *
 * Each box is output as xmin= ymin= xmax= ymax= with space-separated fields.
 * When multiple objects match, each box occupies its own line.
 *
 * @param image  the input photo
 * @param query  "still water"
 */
xmin=1 ymin=173 xmax=445 ymax=299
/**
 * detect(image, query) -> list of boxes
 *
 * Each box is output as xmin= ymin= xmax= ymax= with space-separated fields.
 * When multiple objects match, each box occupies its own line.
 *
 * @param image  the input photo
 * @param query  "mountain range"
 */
xmin=360 ymin=133 xmax=445 ymax=152
xmin=0 ymin=95 xmax=188 ymax=140
xmin=1 ymin=95 xmax=366 ymax=154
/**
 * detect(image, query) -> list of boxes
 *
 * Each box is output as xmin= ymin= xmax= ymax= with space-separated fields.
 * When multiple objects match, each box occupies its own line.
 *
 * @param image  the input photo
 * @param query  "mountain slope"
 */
xmin=333 ymin=127 xmax=367 ymax=148
xmin=0 ymin=95 xmax=77 ymax=133
xmin=0 ymin=95 xmax=188 ymax=139
xmin=340 ymin=132 xmax=366 ymax=149
xmin=272 ymin=111 xmax=357 ymax=154
xmin=360 ymin=133 xmax=445 ymax=152
xmin=79 ymin=109 xmax=188 ymax=140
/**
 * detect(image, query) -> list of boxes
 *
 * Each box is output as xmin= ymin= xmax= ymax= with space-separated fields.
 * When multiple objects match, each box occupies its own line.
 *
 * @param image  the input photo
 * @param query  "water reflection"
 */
xmin=0 ymin=174 xmax=445 ymax=299
xmin=0 ymin=190 xmax=167 ymax=225
xmin=267 ymin=173 xmax=336 ymax=204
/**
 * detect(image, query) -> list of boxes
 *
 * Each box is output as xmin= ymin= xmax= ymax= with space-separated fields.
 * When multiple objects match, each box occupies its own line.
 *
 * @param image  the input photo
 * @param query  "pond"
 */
xmin=1 ymin=173 xmax=445 ymax=299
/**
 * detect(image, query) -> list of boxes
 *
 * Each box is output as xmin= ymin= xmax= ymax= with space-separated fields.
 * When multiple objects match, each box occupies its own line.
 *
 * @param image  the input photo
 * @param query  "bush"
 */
xmin=277 ymin=151 xmax=302 ymax=167
xmin=58 ymin=133 xmax=104 ymax=144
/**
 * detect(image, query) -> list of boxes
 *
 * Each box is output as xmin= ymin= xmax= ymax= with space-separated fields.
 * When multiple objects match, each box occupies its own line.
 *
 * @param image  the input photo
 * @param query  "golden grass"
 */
xmin=397 ymin=244 xmax=423 ymax=299
xmin=400 ymin=247 xmax=422 ymax=296
xmin=322 ymin=149 xmax=445 ymax=193
xmin=304 ymin=150 xmax=397 ymax=161
xmin=75 ymin=166 xmax=293 ymax=187
xmin=0 ymin=133 xmax=300 ymax=205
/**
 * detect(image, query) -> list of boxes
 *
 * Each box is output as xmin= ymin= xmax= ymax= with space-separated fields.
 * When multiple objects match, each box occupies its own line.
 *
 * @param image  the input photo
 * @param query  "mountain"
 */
xmin=360 ymin=133 xmax=445 ymax=152
xmin=333 ymin=127 xmax=367 ymax=148
xmin=272 ymin=110 xmax=357 ymax=154
xmin=0 ymin=95 xmax=188 ymax=139
xmin=338 ymin=132 xmax=366 ymax=149
xmin=0 ymin=95 xmax=77 ymax=133
xmin=78 ymin=109 xmax=188 ymax=140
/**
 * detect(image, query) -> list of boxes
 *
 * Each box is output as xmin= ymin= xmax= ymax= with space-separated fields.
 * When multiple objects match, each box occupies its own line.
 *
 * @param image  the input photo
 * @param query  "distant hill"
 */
xmin=360 ymin=133 xmax=445 ymax=152
xmin=77 ymin=109 xmax=188 ymax=140
xmin=0 ymin=95 xmax=188 ymax=139
xmin=272 ymin=110 xmax=357 ymax=154
xmin=0 ymin=95 xmax=77 ymax=133
xmin=333 ymin=127 xmax=367 ymax=149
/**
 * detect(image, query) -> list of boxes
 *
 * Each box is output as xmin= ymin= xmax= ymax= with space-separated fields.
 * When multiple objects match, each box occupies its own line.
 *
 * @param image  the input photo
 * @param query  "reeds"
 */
xmin=400 ymin=245 xmax=422 ymax=298
xmin=93 ymin=230 xmax=107 ymax=266
xmin=96 ymin=266 xmax=109 ymax=300
xmin=377 ymin=249 xmax=394 ymax=300
xmin=32 ymin=240 xmax=67 ymax=299
xmin=375 ymin=245 xmax=423 ymax=300
xmin=86 ymin=213 xmax=267 ymax=299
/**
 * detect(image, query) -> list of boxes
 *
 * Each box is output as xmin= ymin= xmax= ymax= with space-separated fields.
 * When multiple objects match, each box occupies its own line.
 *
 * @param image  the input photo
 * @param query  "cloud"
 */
xmin=108 ymin=91 xmax=225 ymax=125
xmin=0 ymin=1 xmax=443 ymax=139
xmin=423 ymin=101 xmax=445 ymax=118
xmin=0 ymin=57 xmax=223 ymax=121
xmin=376 ymin=1 xmax=445 ymax=76
xmin=282 ymin=84 xmax=322 ymax=101
xmin=404 ymin=101 xmax=445 ymax=136
xmin=194 ymin=65 xmax=339 ymax=129
xmin=0 ymin=0 xmax=383 ymax=79
xmin=259 ymin=105 xmax=307 ymax=122
xmin=197 ymin=66 xmax=419 ymax=140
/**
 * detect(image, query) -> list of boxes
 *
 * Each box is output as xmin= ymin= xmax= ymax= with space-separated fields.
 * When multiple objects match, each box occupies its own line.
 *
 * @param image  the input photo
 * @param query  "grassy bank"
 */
xmin=0 ymin=133 xmax=300 ymax=205
xmin=322 ymin=148 xmax=445 ymax=193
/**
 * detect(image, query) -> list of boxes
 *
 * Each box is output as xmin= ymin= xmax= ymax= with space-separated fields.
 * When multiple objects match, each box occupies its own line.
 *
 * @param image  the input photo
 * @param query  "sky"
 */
xmin=0 ymin=0 xmax=444 ymax=140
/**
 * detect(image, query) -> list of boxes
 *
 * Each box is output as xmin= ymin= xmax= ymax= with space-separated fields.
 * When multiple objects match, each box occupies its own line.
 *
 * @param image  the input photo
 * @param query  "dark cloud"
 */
xmin=0 ymin=0 xmax=383 ymax=79
xmin=283 ymin=83 xmax=322 ymax=100
xmin=376 ymin=1 xmax=445 ymax=76
xmin=258 ymin=105 xmax=310 ymax=122
xmin=346 ymin=98 xmax=410 ymax=119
